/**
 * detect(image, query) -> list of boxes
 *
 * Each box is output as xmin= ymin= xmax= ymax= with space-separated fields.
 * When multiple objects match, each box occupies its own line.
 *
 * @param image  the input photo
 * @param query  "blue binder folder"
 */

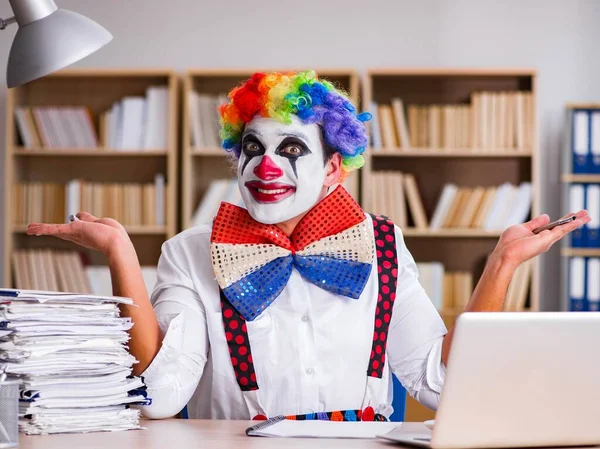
xmin=572 ymin=110 xmax=590 ymax=174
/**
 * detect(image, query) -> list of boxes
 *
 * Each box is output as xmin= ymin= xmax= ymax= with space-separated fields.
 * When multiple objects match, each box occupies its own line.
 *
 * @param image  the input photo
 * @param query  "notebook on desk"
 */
xmin=378 ymin=312 xmax=600 ymax=448
xmin=246 ymin=416 xmax=399 ymax=439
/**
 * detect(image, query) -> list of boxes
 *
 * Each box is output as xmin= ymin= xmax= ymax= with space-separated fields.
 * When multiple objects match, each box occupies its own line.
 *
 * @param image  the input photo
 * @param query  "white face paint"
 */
xmin=237 ymin=115 xmax=327 ymax=224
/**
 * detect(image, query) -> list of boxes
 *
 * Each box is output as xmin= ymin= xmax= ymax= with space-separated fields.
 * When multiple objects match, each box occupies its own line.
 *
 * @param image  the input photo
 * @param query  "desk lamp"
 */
xmin=0 ymin=0 xmax=112 ymax=88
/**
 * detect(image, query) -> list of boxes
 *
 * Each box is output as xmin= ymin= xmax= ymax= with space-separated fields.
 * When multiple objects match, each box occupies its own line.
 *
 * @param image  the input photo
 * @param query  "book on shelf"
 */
xmin=16 ymin=106 xmax=97 ymax=149
xmin=188 ymin=91 xmax=228 ymax=150
xmin=370 ymin=171 xmax=531 ymax=232
xmin=14 ymin=174 xmax=166 ymax=227
xmin=569 ymin=257 xmax=600 ymax=311
xmin=370 ymin=91 xmax=533 ymax=152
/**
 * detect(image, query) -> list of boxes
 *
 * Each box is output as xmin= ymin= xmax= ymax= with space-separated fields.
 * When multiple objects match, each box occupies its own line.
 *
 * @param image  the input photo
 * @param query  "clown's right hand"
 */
xmin=26 ymin=212 xmax=133 ymax=258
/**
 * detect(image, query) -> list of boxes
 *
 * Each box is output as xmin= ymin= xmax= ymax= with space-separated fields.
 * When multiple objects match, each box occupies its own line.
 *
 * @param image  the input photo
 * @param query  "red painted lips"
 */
xmin=245 ymin=181 xmax=296 ymax=203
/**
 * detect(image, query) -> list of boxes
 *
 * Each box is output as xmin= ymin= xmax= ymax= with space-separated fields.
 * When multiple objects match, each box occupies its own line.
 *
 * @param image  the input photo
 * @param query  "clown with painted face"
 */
xmin=28 ymin=70 xmax=589 ymax=422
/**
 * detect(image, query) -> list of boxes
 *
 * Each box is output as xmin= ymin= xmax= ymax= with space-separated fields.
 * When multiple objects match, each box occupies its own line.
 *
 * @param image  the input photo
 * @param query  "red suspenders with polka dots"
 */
xmin=218 ymin=214 xmax=398 ymax=419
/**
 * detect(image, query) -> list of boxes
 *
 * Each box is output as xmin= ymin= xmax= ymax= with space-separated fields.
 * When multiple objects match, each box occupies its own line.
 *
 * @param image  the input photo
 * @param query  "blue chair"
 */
xmin=389 ymin=375 xmax=407 ymax=422
xmin=180 ymin=405 xmax=189 ymax=419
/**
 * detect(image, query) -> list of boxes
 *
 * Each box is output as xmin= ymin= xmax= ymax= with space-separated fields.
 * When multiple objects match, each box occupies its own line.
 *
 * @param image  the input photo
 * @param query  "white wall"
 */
xmin=0 ymin=0 xmax=598 ymax=309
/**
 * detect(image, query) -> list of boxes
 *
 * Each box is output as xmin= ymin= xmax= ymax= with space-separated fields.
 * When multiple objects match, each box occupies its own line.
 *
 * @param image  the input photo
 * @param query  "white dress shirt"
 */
xmin=140 ymin=214 xmax=448 ymax=420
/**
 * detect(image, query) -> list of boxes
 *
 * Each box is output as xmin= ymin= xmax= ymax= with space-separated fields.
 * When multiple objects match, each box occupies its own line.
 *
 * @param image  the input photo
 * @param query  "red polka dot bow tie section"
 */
xmin=210 ymin=186 xmax=375 ymax=321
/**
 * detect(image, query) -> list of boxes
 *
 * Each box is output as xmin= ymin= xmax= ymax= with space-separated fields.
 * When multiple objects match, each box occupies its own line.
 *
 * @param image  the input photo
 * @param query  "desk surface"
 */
xmin=19 ymin=419 xmax=415 ymax=449
xmin=18 ymin=419 xmax=600 ymax=449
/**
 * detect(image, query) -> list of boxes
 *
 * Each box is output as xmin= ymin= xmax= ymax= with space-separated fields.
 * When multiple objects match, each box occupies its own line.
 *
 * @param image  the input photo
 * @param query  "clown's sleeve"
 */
xmin=386 ymin=225 xmax=448 ymax=411
xmin=139 ymin=237 xmax=209 ymax=419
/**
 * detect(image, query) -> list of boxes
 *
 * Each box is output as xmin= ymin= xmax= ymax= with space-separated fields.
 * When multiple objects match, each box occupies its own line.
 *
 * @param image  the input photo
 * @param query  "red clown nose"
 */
xmin=253 ymin=155 xmax=283 ymax=180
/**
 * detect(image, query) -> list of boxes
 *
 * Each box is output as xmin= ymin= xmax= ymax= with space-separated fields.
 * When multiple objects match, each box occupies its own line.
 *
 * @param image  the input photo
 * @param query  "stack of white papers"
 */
xmin=0 ymin=289 xmax=150 ymax=435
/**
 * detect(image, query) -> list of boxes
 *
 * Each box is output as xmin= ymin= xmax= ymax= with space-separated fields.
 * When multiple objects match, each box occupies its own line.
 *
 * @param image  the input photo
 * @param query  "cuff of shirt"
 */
xmin=425 ymin=337 xmax=446 ymax=393
xmin=413 ymin=338 xmax=447 ymax=411
xmin=140 ymin=312 xmax=186 ymax=387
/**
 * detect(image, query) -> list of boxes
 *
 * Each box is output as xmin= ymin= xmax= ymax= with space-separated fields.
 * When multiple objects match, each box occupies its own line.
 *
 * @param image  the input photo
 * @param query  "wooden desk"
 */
xmin=18 ymin=419 xmax=415 ymax=448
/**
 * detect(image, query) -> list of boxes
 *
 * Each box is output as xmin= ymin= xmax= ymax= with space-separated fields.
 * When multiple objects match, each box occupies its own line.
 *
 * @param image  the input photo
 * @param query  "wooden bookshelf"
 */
xmin=362 ymin=70 xmax=540 ymax=306
xmin=363 ymin=69 xmax=539 ymax=422
xmin=3 ymin=68 xmax=179 ymax=287
xmin=181 ymin=69 xmax=361 ymax=230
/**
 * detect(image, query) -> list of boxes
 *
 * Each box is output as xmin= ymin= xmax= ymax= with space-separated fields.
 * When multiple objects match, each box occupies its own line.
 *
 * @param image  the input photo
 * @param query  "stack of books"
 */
xmin=14 ymin=86 xmax=169 ymax=151
xmin=14 ymin=174 xmax=166 ymax=227
xmin=15 ymin=106 xmax=98 ymax=149
xmin=369 ymin=91 xmax=534 ymax=151
xmin=12 ymin=249 xmax=157 ymax=298
xmin=0 ymin=289 xmax=150 ymax=434
xmin=429 ymin=182 xmax=533 ymax=231
xmin=99 ymin=86 xmax=169 ymax=150
xmin=369 ymin=171 xmax=532 ymax=231
xmin=12 ymin=250 xmax=90 ymax=293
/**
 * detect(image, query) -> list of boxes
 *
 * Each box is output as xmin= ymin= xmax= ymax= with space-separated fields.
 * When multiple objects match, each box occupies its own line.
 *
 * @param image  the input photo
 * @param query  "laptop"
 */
xmin=380 ymin=312 xmax=600 ymax=448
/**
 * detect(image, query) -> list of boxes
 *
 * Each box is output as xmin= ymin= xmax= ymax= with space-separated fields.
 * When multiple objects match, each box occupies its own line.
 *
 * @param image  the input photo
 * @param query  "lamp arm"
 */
xmin=0 ymin=16 xmax=16 ymax=30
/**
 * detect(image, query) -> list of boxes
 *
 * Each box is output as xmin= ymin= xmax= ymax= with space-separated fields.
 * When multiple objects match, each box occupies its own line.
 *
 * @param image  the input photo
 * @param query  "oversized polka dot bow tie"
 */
xmin=210 ymin=186 xmax=374 ymax=321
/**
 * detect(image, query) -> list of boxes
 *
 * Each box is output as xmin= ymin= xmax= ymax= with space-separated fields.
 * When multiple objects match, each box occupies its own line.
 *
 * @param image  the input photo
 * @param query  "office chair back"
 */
xmin=389 ymin=375 xmax=407 ymax=422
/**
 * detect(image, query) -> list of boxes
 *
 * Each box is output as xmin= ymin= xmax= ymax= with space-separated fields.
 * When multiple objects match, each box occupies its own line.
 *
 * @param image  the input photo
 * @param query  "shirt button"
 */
xmin=305 ymin=368 xmax=314 ymax=375
xmin=301 ymin=315 xmax=309 ymax=322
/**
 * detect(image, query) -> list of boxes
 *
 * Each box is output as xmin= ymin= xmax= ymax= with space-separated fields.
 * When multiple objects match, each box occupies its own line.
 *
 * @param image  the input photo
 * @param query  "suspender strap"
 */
xmin=219 ymin=290 xmax=259 ymax=391
xmin=368 ymin=214 xmax=399 ymax=379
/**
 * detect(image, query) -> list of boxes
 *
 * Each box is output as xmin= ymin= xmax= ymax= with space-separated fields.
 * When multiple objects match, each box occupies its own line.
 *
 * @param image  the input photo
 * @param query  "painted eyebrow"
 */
xmin=242 ymin=128 xmax=263 ymax=137
xmin=277 ymin=132 xmax=309 ymax=142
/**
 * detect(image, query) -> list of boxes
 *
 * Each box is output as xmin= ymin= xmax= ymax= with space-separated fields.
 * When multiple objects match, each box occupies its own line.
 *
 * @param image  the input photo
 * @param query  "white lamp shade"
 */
xmin=7 ymin=9 xmax=112 ymax=88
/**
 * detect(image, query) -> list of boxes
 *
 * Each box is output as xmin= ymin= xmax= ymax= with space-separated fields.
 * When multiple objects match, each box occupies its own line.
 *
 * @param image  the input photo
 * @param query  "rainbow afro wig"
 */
xmin=218 ymin=70 xmax=371 ymax=177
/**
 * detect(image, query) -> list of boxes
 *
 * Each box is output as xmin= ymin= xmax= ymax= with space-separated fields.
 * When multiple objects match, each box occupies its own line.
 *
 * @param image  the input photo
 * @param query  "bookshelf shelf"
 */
xmin=402 ymin=228 xmax=503 ymax=238
xmin=181 ymin=69 xmax=361 ymax=231
xmin=12 ymin=225 xmax=168 ymax=236
xmin=565 ymin=103 xmax=600 ymax=109
xmin=14 ymin=148 xmax=168 ymax=157
xmin=369 ymin=149 xmax=532 ymax=158
xmin=561 ymin=174 xmax=600 ymax=183
xmin=561 ymin=248 xmax=600 ymax=257
xmin=4 ymin=68 xmax=179 ymax=287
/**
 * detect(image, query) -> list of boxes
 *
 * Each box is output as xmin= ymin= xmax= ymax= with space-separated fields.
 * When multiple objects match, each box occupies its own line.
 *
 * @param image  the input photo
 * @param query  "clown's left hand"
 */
xmin=493 ymin=210 xmax=590 ymax=270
